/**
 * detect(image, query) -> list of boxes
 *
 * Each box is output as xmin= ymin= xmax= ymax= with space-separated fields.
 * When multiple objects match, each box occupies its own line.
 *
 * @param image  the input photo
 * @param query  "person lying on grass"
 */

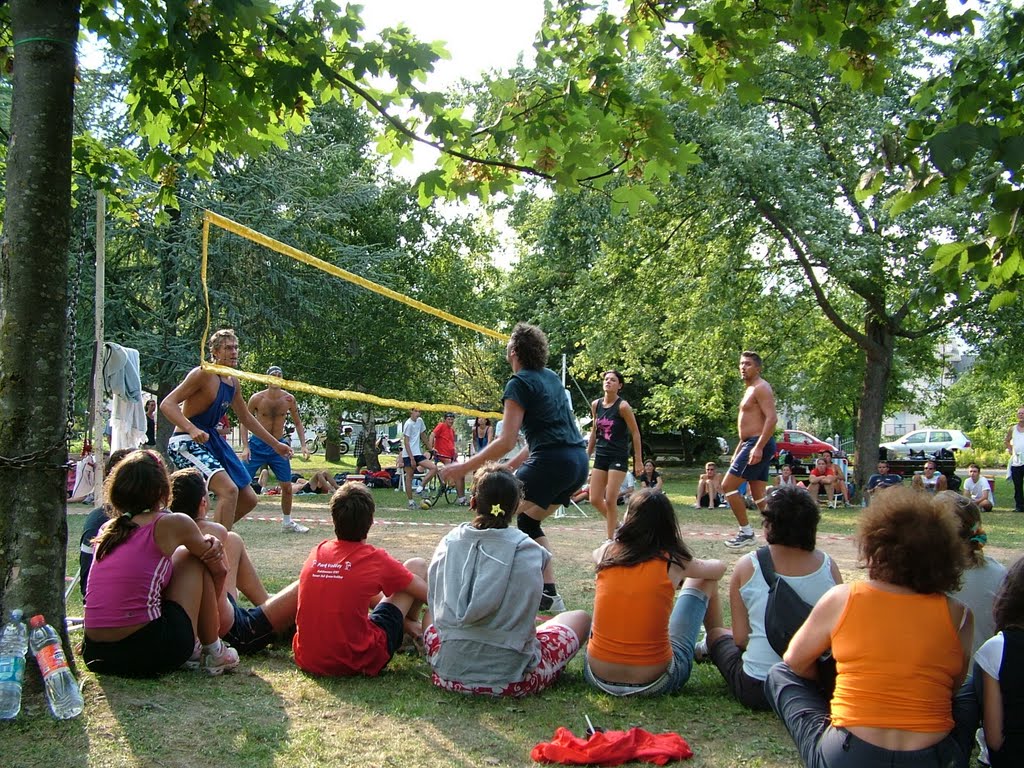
xmin=293 ymin=482 xmax=427 ymax=677
xmin=83 ymin=449 xmax=239 ymax=677
xmin=584 ymin=488 xmax=725 ymax=697
xmin=422 ymin=463 xmax=591 ymax=697
xmin=169 ymin=468 xmax=300 ymax=655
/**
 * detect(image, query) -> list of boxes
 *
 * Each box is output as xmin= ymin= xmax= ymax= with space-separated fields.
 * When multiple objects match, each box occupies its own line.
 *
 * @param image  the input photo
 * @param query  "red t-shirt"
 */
xmin=432 ymin=422 xmax=456 ymax=460
xmin=293 ymin=539 xmax=413 ymax=677
xmin=809 ymin=467 xmax=835 ymax=478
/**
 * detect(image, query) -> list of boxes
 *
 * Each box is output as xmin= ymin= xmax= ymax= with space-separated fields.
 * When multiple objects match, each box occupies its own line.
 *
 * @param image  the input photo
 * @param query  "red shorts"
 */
xmin=423 ymin=622 xmax=580 ymax=697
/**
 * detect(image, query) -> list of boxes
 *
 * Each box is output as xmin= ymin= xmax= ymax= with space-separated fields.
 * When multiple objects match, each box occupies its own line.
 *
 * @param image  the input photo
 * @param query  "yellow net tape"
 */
xmin=200 ymin=211 xmax=504 ymax=419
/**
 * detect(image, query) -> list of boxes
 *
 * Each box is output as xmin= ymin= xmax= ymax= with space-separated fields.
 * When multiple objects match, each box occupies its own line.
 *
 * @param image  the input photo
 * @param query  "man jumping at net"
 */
xmin=720 ymin=350 xmax=777 ymax=549
xmin=240 ymin=365 xmax=311 ymax=533
xmin=161 ymin=329 xmax=292 ymax=531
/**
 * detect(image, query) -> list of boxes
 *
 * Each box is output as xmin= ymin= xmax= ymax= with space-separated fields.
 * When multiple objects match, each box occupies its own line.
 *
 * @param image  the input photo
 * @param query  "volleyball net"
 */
xmin=199 ymin=211 xmax=505 ymax=419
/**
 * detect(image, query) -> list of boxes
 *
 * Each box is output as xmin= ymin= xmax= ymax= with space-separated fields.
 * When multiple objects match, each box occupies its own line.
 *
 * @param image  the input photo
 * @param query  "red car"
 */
xmin=774 ymin=429 xmax=841 ymax=460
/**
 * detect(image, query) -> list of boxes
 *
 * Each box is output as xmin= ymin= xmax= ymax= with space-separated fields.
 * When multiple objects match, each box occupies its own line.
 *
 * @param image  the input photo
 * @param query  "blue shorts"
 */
xmin=243 ymin=436 xmax=292 ymax=484
xmin=369 ymin=602 xmax=405 ymax=658
xmin=224 ymin=593 xmax=275 ymax=655
xmin=402 ymin=455 xmax=427 ymax=468
xmin=728 ymin=437 xmax=775 ymax=483
xmin=168 ymin=432 xmax=252 ymax=489
xmin=517 ymin=445 xmax=589 ymax=508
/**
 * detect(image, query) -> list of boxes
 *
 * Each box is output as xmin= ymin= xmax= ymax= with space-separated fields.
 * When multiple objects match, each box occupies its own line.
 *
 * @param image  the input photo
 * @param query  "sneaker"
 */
xmin=200 ymin=641 xmax=239 ymax=676
xmin=539 ymin=593 xmax=566 ymax=612
xmin=724 ymin=530 xmax=756 ymax=549
xmin=281 ymin=520 xmax=310 ymax=533
xmin=407 ymin=499 xmax=417 ymax=509
xmin=456 ymin=496 xmax=468 ymax=506
xmin=181 ymin=639 xmax=202 ymax=670
xmin=694 ymin=631 xmax=710 ymax=664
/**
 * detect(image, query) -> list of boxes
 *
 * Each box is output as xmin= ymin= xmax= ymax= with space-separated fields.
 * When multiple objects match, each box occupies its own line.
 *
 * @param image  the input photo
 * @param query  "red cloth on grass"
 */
xmin=531 ymin=727 xmax=693 ymax=765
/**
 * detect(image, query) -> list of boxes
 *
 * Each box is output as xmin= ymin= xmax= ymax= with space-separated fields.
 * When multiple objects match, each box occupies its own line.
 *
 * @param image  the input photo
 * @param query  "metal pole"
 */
xmin=91 ymin=191 xmax=106 ymax=502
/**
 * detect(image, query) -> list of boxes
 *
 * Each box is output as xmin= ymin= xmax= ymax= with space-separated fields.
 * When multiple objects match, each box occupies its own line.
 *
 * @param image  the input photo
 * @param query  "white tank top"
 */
xmin=1012 ymin=426 xmax=1024 ymax=467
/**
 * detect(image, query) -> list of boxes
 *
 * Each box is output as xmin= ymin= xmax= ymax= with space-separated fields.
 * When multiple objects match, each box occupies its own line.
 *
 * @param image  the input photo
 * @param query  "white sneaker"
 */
xmin=281 ymin=520 xmax=309 ymax=533
xmin=200 ymin=641 xmax=239 ymax=676
xmin=407 ymin=500 xmax=417 ymax=509
xmin=539 ymin=593 xmax=566 ymax=613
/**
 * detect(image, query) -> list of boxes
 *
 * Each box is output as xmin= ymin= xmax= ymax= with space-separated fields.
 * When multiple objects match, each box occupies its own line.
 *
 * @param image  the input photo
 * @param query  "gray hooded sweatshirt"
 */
xmin=427 ymin=523 xmax=550 ymax=687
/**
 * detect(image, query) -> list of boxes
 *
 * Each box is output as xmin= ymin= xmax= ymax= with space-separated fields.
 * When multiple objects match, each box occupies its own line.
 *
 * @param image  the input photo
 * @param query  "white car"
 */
xmin=880 ymin=428 xmax=972 ymax=458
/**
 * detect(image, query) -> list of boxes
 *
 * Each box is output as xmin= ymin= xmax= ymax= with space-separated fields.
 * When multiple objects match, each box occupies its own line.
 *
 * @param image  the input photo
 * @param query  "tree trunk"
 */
xmin=852 ymin=315 xmax=894 ymax=501
xmin=360 ymin=410 xmax=381 ymax=472
xmin=0 ymin=0 xmax=82 ymax=662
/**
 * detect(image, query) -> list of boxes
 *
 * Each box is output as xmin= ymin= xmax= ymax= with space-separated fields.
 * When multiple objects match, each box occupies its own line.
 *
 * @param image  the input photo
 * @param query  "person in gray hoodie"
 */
xmin=422 ymin=464 xmax=591 ymax=696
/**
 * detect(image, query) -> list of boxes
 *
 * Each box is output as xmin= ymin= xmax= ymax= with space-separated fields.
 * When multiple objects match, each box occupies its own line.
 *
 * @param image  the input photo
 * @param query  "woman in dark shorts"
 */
xmin=440 ymin=322 xmax=587 ymax=612
xmin=587 ymin=370 xmax=643 ymax=541
xmin=83 ymin=450 xmax=238 ymax=677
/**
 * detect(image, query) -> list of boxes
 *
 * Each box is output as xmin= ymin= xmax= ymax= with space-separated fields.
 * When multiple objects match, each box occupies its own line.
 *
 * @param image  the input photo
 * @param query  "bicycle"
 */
xmin=418 ymin=453 xmax=459 ymax=509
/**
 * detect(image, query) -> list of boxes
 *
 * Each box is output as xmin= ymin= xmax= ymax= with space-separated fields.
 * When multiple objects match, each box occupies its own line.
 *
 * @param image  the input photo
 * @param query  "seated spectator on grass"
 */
xmin=79 ymin=448 xmax=133 ymax=599
xmin=423 ymin=464 xmax=591 ymax=697
xmin=293 ymin=483 xmax=427 ymax=677
xmin=83 ymin=450 xmax=237 ymax=677
xmin=806 ymin=457 xmax=836 ymax=502
xmin=973 ymin=555 xmax=1024 ymax=768
xmin=616 ymin=470 xmax=636 ymax=506
xmin=964 ymin=463 xmax=994 ymax=512
xmin=169 ymin=468 xmax=300 ymax=654
xmin=766 ymin=488 xmax=978 ymax=767
xmin=637 ymin=459 xmax=663 ymax=492
xmin=774 ymin=463 xmax=803 ymax=489
xmin=819 ymin=449 xmax=850 ymax=505
xmin=936 ymin=491 xmax=1007 ymax=655
xmin=585 ymin=489 xmax=725 ymax=697
xmin=912 ymin=460 xmax=949 ymax=494
xmin=256 ymin=468 xmax=337 ymax=496
xmin=701 ymin=485 xmax=841 ymax=710
xmin=865 ymin=459 xmax=902 ymax=502
xmin=695 ymin=461 xmax=724 ymax=508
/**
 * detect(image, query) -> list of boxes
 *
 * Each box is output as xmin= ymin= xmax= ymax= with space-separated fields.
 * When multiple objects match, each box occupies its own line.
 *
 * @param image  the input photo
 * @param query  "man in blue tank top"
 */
xmin=161 ymin=329 xmax=292 ymax=530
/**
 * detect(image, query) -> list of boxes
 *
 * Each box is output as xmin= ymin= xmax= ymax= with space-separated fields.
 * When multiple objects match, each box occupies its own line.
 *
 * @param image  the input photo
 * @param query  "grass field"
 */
xmin=5 ymin=456 xmax=1022 ymax=767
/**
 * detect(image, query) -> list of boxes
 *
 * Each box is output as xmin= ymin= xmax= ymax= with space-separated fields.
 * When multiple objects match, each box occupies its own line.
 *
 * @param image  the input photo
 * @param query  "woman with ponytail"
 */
xmin=422 ymin=463 xmax=591 ymax=696
xmin=938 ymin=490 xmax=1008 ymax=654
xmin=83 ymin=449 xmax=238 ymax=677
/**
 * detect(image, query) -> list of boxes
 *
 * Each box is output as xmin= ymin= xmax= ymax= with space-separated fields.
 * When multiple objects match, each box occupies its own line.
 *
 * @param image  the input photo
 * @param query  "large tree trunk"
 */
xmin=0 ymin=0 xmax=81 ymax=657
xmin=360 ymin=410 xmax=381 ymax=472
xmin=852 ymin=316 xmax=894 ymax=501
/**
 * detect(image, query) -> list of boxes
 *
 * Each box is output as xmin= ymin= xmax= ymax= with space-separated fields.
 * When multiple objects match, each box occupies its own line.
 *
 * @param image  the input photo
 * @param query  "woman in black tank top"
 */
xmin=587 ymin=370 xmax=644 ymax=541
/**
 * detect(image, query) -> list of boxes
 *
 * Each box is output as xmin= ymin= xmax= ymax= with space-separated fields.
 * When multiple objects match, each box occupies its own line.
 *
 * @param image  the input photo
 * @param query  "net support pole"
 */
xmin=90 ymin=191 xmax=106 ymax=499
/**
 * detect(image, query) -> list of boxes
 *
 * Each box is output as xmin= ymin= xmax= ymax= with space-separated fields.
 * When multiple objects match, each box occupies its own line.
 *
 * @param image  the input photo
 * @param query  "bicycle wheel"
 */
xmin=419 ymin=475 xmax=442 ymax=509
xmin=442 ymin=483 xmax=458 ymax=506
xmin=338 ymin=441 xmax=350 ymax=455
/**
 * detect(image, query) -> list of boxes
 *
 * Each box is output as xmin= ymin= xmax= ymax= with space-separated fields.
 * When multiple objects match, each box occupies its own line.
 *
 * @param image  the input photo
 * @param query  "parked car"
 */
xmin=774 ymin=429 xmax=840 ymax=460
xmin=879 ymin=428 xmax=971 ymax=458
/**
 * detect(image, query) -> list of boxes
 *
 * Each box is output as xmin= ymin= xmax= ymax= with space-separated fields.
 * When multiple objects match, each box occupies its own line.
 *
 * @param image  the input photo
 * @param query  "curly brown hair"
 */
xmin=508 ymin=322 xmax=549 ymax=370
xmin=857 ymin=487 xmax=965 ymax=594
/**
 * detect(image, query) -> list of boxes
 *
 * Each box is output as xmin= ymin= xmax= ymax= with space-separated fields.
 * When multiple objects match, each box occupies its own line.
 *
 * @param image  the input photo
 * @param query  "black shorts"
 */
xmin=83 ymin=600 xmax=194 ymax=678
xmin=369 ymin=602 xmax=405 ymax=659
xmin=224 ymin=593 xmax=275 ymax=655
xmin=517 ymin=445 xmax=589 ymax=509
xmin=708 ymin=634 xmax=771 ymax=710
xmin=593 ymin=453 xmax=628 ymax=472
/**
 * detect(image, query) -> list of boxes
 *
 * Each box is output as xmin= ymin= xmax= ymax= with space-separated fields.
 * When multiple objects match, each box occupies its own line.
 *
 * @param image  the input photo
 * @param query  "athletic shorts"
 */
xmin=243 ymin=436 xmax=291 ymax=486
xmin=423 ymin=622 xmax=580 ymax=697
xmin=224 ymin=593 xmax=275 ymax=655
xmin=517 ymin=445 xmax=589 ymax=508
xmin=728 ymin=437 xmax=776 ymax=483
xmin=707 ymin=634 xmax=771 ymax=710
xmin=402 ymin=454 xmax=427 ymax=468
xmin=168 ymin=432 xmax=252 ymax=488
xmin=369 ymin=602 xmax=405 ymax=659
xmin=593 ymin=453 xmax=628 ymax=472
xmin=83 ymin=599 xmax=194 ymax=678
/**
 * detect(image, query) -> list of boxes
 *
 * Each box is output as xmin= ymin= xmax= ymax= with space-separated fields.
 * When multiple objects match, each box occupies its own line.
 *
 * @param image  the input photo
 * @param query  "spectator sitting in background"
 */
xmin=912 ymin=460 xmax=948 ymax=494
xmin=616 ymin=471 xmax=636 ymax=506
xmin=806 ymin=457 xmax=836 ymax=502
xmin=774 ymin=463 xmax=803 ymax=489
xmin=819 ymin=449 xmax=850 ymax=505
xmin=865 ymin=459 xmax=902 ymax=502
xmin=79 ymin=448 xmax=133 ymax=599
xmin=963 ymin=464 xmax=994 ymax=512
xmin=695 ymin=462 xmax=725 ymax=508
xmin=637 ymin=459 xmax=663 ymax=492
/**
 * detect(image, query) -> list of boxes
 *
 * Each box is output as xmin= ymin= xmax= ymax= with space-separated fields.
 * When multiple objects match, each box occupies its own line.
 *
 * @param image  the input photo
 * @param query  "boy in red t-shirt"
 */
xmin=430 ymin=412 xmax=467 ymax=505
xmin=293 ymin=483 xmax=427 ymax=676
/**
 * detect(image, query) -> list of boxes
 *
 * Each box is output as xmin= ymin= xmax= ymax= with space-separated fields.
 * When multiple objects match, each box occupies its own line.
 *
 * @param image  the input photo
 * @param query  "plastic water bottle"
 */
xmin=0 ymin=609 xmax=28 ymax=719
xmin=28 ymin=614 xmax=83 ymax=719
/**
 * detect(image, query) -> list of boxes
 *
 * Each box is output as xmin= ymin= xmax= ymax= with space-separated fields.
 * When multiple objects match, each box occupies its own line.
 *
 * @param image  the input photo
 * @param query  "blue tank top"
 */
xmin=188 ymin=379 xmax=235 ymax=432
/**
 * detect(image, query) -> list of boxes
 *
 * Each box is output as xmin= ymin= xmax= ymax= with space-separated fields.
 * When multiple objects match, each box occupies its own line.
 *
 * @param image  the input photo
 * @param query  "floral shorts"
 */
xmin=423 ymin=622 xmax=580 ymax=697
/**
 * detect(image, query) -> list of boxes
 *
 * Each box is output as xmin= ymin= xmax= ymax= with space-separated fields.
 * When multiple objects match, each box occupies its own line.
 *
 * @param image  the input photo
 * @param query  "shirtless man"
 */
xmin=161 ymin=330 xmax=292 ymax=531
xmin=240 ymin=366 xmax=311 ymax=533
xmin=721 ymin=351 xmax=777 ymax=548
xmin=695 ymin=461 xmax=724 ymax=508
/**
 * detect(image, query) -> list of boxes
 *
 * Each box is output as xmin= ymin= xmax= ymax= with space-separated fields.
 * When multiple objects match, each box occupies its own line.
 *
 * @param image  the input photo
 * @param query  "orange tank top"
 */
xmin=587 ymin=558 xmax=674 ymax=666
xmin=830 ymin=581 xmax=962 ymax=732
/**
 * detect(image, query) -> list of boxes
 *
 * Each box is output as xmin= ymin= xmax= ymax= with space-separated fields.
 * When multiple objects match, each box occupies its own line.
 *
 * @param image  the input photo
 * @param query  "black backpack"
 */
xmin=756 ymin=546 xmax=837 ymax=695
